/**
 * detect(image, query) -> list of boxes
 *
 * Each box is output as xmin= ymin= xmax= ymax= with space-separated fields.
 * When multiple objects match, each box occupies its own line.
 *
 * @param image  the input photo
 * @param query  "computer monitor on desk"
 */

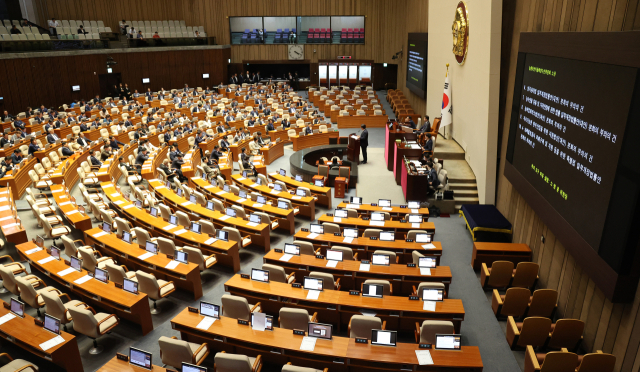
xmin=308 ymin=322 xmax=332 ymax=340
xmin=362 ymin=283 xmax=384 ymax=298
xmin=350 ymin=196 xmax=362 ymax=205
xmin=10 ymin=298 xmax=24 ymax=318
xmin=43 ymin=314 xmax=61 ymax=335
xmin=379 ymin=231 xmax=395 ymax=241
xmin=435 ymin=334 xmax=461 ymax=350
xmin=378 ymin=199 xmax=391 ymax=207
xmin=284 ymin=244 xmax=300 ymax=255
xmin=371 ymin=329 xmax=397 ymax=347
xmin=182 ymin=362 xmax=207 ymax=372
xmin=200 ymin=301 xmax=220 ymax=319
xmin=251 ymin=268 xmax=270 ymax=283
xmin=371 ymin=212 xmax=384 ymax=221
xmin=310 ymin=224 xmax=324 ymax=234
xmin=129 ymin=347 xmax=153 ymax=370
xmin=334 ymin=209 xmax=348 ymax=218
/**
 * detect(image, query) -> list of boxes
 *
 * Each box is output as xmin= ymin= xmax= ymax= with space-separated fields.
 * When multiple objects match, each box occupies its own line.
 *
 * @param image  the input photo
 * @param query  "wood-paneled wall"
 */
xmin=0 ymin=48 xmax=229 ymax=114
xmin=396 ymin=0 xmax=429 ymax=117
xmin=32 ymin=0 xmax=408 ymax=65
xmin=496 ymin=1 xmax=640 ymax=371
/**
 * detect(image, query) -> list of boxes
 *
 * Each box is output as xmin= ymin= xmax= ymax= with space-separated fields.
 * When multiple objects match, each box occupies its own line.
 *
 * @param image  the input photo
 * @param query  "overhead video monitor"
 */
xmin=284 ymin=243 xmax=300 ymax=255
xmin=406 ymin=33 xmax=428 ymax=98
xmin=422 ymin=288 xmax=444 ymax=302
xmin=202 ymin=74 xmax=210 ymax=79
xmin=379 ymin=231 xmax=395 ymax=241
xmin=371 ymin=254 xmax=390 ymax=266
xmin=326 ymin=249 xmax=343 ymax=262
xmin=308 ymin=322 xmax=332 ymax=340
xmin=362 ymin=283 xmax=384 ymax=298
xmin=200 ymin=301 xmax=220 ymax=319
xmin=435 ymin=334 xmax=461 ymax=350
xmin=129 ymin=347 xmax=153 ymax=370
xmin=142 ymin=78 xmax=150 ymax=84
xmin=304 ymin=276 xmax=324 ymax=291
xmin=371 ymin=329 xmax=397 ymax=347
xmin=71 ymin=85 xmax=80 ymax=92
xmin=251 ymin=268 xmax=270 ymax=283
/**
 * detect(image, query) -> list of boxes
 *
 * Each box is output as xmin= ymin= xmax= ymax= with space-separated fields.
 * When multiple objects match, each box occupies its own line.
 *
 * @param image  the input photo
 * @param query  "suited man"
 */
xmin=11 ymin=149 xmax=23 ymax=164
xmin=168 ymin=145 xmax=182 ymax=161
xmin=195 ymin=130 xmax=207 ymax=156
xmin=304 ymin=123 xmax=313 ymax=135
xmin=145 ymin=88 xmax=153 ymax=101
xmin=123 ymin=117 xmax=133 ymax=127
xmin=89 ymin=150 xmax=102 ymax=167
xmin=135 ymin=148 xmax=149 ymax=171
xmin=359 ymin=124 xmax=369 ymax=164
xmin=418 ymin=115 xmax=431 ymax=134
xmin=281 ymin=118 xmax=290 ymax=129
xmin=265 ymin=120 xmax=275 ymax=132
xmin=256 ymin=71 xmax=262 ymax=82
xmin=100 ymin=145 xmax=113 ymax=161
xmin=78 ymin=120 xmax=89 ymax=132
xmin=34 ymin=113 xmax=44 ymax=124
xmin=425 ymin=161 xmax=440 ymax=195
xmin=312 ymin=117 xmax=322 ymax=125
xmin=0 ymin=111 xmax=12 ymax=122
xmin=46 ymin=128 xmax=60 ymax=144
xmin=404 ymin=117 xmax=416 ymax=129
xmin=60 ymin=142 xmax=75 ymax=157
xmin=229 ymin=74 xmax=236 ymax=84
xmin=12 ymin=118 xmax=25 ymax=131
xmin=0 ymin=133 xmax=12 ymax=147
xmin=171 ymin=153 xmax=188 ymax=182
xmin=163 ymin=130 xmax=171 ymax=143
xmin=77 ymin=133 xmax=91 ymax=147
xmin=423 ymin=133 xmax=433 ymax=152
xmin=219 ymin=136 xmax=230 ymax=152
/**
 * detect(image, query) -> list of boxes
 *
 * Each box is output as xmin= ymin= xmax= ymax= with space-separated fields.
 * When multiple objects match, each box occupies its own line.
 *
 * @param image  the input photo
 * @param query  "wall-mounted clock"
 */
xmin=288 ymin=45 xmax=304 ymax=60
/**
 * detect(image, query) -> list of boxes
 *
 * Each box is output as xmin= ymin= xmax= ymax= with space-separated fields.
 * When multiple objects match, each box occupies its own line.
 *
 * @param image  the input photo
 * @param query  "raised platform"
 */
xmin=289 ymin=144 xmax=358 ymax=187
xmin=434 ymin=138 xmax=479 ymax=209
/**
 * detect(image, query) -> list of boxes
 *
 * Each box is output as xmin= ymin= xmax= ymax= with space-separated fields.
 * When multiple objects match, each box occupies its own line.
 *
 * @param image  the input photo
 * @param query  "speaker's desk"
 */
xmin=17 ymin=242 xmax=154 ymax=335
xmin=224 ymin=274 xmax=465 ymax=333
xmin=291 ymin=131 xmax=340 ymax=152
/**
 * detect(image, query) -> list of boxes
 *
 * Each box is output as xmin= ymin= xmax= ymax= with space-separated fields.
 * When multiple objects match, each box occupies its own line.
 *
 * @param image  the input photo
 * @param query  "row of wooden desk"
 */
xmin=0 ymin=188 xmax=27 ymax=244
xmin=232 ymin=174 xmax=316 ymax=221
xmin=316 ymin=214 xmax=435 ymax=236
xmin=268 ymin=172 xmax=332 ymax=208
xmin=263 ymin=250 xmax=451 ymax=296
xmin=336 ymin=201 xmax=429 ymax=218
xmin=17 ymin=241 xmax=154 ymax=335
xmin=293 ymin=230 xmax=442 ymax=266
xmin=224 ymin=274 xmax=465 ymax=334
xmin=101 ymin=182 xmax=242 ymax=272
xmin=291 ymin=131 xmax=340 ymax=152
xmin=171 ymin=310 xmax=483 ymax=372
xmin=50 ymin=185 xmax=93 ymax=231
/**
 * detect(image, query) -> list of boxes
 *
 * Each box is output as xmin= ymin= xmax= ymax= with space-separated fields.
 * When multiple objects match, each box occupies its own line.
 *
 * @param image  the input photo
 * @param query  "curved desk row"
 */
xmin=317 ymin=214 xmax=435 ymax=237
xmin=50 ymin=185 xmax=93 ymax=232
xmin=100 ymin=182 xmax=241 ymax=272
xmin=268 ymin=172 xmax=332 ymax=208
xmin=84 ymin=227 xmax=204 ymax=299
xmin=293 ymin=231 xmax=442 ymax=266
xmin=263 ymin=250 xmax=451 ymax=296
xmin=232 ymin=174 xmax=316 ymax=221
xmin=291 ymin=131 xmax=340 ymax=152
xmin=191 ymin=177 xmax=295 ymax=235
xmin=171 ymin=311 xmax=483 ymax=372
xmin=17 ymin=241 xmax=154 ymax=335
xmin=336 ymin=201 xmax=429 ymax=219
xmin=0 ymin=188 xmax=27 ymax=244
xmin=224 ymin=274 xmax=465 ymax=334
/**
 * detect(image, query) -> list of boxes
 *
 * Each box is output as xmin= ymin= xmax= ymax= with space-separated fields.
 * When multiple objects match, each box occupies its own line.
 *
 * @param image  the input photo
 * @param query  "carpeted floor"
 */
xmin=1 ymin=91 xmax=522 ymax=372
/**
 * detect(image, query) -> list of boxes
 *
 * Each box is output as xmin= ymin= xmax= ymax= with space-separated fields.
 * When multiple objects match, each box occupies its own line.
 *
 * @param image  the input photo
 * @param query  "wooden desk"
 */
xmin=293 ymin=231 xmax=442 ymax=266
xmin=191 ymin=177 xmax=295 ymax=235
xmin=317 ymin=214 xmax=435 ymax=237
xmin=17 ymin=242 xmax=154 ymax=335
xmin=471 ymin=242 xmax=533 ymax=270
xmin=0 ymin=188 xmax=27 ymax=244
xmin=337 ymin=202 xmax=429 ymax=218
xmin=291 ymin=131 xmax=340 ymax=151
xmin=400 ymin=157 xmax=430 ymax=203
xmin=100 ymin=182 xmax=241 ymax=272
xmin=0 ymin=300 xmax=83 ymax=372
xmin=337 ymin=115 xmax=389 ymax=129
xmin=225 ymin=274 xmax=465 ymax=333
xmin=232 ymin=174 xmax=316 ymax=220
xmin=394 ymin=143 xmax=424 ymax=185
xmin=85 ymin=227 xmax=204 ymax=299
xmin=0 ymin=155 xmax=37 ymax=198
xmin=97 ymin=356 xmax=168 ymax=372
xmin=268 ymin=172 xmax=332 ymax=208
xmin=261 ymin=139 xmax=285 ymax=165
xmin=148 ymin=179 xmax=271 ymax=251
xmin=171 ymin=310 xmax=483 ymax=371
xmin=53 ymin=125 xmax=74 ymax=140
xmin=50 ymin=185 xmax=92 ymax=231
xmin=385 ymin=125 xmax=417 ymax=172
xmin=263 ymin=250 xmax=451 ymax=296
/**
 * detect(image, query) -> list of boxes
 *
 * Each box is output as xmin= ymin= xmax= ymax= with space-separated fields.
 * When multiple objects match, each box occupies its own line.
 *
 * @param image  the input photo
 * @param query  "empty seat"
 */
xmin=221 ymin=294 xmax=260 ymax=321
xmin=158 ymin=336 xmax=209 ymax=370
xmin=414 ymin=320 xmax=455 ymax=345
xmin=349 ymin=315 xmax=383 ymax=339
xmin=214 ymin=352 xmax=262 ymax=372
xmin=279 ymin=308 xmax=316 ymax=330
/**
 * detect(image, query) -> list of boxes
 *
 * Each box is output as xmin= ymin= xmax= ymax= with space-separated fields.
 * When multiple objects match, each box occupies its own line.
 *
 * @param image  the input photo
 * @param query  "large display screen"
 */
xmin=406 ymin=33 xmax=428 ymax=98
xmin=509 ymin=53 xmax=635 ymax=250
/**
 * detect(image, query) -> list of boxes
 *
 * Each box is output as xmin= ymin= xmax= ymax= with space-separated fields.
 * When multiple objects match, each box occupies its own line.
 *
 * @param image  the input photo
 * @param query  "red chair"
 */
xmin=342 ymin=28 xmax=347 ymax=32
xmin=314 ymin=28 xmax=320 ymax=32
xmin=308 ymin=28 xmax=313 ymax=33
xmin=359 ymin=28 xmax=364 ymax=33
xmin=314 ymin=33 xmax=320 ymax=41
xmin=347 ymin=34 xmax=354 ymax=43
xmin=348 ymin=28 xmax=353 ymax=32
xmin=324 ymin=33 xmax=330 ymax=42
xmin=321 ymin=28 xmax=326 ymax=32
xmin=307 ymin=34 xmax=314 ymax=43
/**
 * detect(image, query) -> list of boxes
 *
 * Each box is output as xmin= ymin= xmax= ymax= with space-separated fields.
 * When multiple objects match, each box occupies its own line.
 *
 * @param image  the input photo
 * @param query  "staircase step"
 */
xmin=448 ymin=177 xmax=477 ymax=184
xmin=454 ymin=197 xmax=480 ymax=204
xmin=448 ymin=182 xmax=477 ymax=190
xmin=451 ymin=189 xmax=478 ymax=197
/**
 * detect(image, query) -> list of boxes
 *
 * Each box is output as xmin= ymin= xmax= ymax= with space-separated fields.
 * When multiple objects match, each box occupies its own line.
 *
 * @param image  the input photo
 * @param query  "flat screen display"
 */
xmin=308 ymin=322 xmax=332 ymax=340
xmin=225 ymin=208 xmax=236 ymax=217
xmin=249 ymin=214 xmax=261 ymax=224
xmin=408 ymin=201 xmax=421 ymax=209
xmin=408 ymin=214 xmax=422 ymax=224
xmin=378 ymin=199 xmax=391 ymax=207
xmin=326 ymin=249 xmax=343 ymax=262
xmin=200 ymin=301 xmax=220 ymax=318
xmin=202 ymin=74 xmax=210 ymax=79
xmin=379 ymin=231 xmax=394 ymax=241
xmin=362 ymin=283 xmax=384 ymax=298
xmin=122 ymin=231 xmax=132 ymax=244
xmin=175 ymin=250 xmax=188 ymax=264
xmin=371 ymin=254 xmax=390 ymax=266
xmin=419 ymin=257 xmax=436 ymax=268
xmin=406 ymin=33 xmax=428 ymax=98
xmin=145 ymin=241 xmax=158 ymax=254
xmin=142 ymin=78 xmax=150 ymax=84
xmin=123 ymin=278 xmax=138 ymax=294
xmin=216 ymin=230 xmax=228 ymax=241
xmin=304 ymin=277 xmax=323 ymax=291
xmin=70 ymin=256 xmax=82 ymax=271
xmin=71 ymin=85 xmax=80 ymax=92
xmin=251 ymin=268 xmax=269 ymax=282
xmin=129 ymin=347 xmax=153 ymax=369
xmin=334 ymin=209 xmax=348 ymax=218
xmin=350 ymin=196 xmax=362 ymax=205
xmin=435 ymin=334 xmax=461 ymax=350
xmin=371 ymin=329 xmax=397 ymax=346
xmin=422 ymin=288 xmax=444 ymax=301
xmin=190 ymin=222 xmax=201 ymax=234
xmin=415 ymin=233 xmax=431 ymax=243
xmin=94 ymin=268 xmax=108 ymax=283
xmin=284 ymin=243 xmax=300 ymax=255
xmin=371 ymin=212 xmax=384 ymax=221
xmin=182 ymin=362 xmax=207 ymax=372
xmin=10 ymin=298 xmax=24 ymax=317
xmin=344 ymin=228 xmax=358 ymax=238
xmin=44 ymin=314 xmax=61 ymax=334
xmin=310 ymin=224 xmax=324 ymax=234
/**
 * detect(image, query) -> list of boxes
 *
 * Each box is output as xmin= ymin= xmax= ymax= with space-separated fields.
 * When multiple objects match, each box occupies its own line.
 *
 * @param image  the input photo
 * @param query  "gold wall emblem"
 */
xmin=452 ymin=1 xmax=469 ymax=65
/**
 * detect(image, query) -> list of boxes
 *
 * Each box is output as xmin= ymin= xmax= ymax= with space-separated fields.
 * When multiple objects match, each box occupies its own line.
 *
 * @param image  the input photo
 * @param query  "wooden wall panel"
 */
xmin=495 ymin=0 xmax=640 ymax=370
xmin=0 ymin=48 xmax=229 ymax=114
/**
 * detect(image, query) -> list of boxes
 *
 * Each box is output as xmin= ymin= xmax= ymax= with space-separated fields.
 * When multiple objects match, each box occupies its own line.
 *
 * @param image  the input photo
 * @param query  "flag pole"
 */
xmin=446 ymin=63 xmax=449 ymax=77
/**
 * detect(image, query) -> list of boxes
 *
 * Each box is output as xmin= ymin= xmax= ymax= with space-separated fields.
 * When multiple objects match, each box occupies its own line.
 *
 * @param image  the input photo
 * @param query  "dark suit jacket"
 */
xmin=360 ymin=129 xmax=369 ymax=147
xmin=28 ymin=144 xmax=40 ymax=155
xmin=0 ymin=138 xmax=11 ymax=147
xmin=135 ymin=153 xmax=149 ymax=166
xmin=61 ymin=147 xmax=74 ymax=157
xmin=77 ymin=137 xmax=90 ymax=147
xmin=11 ymin=153 xmax=22 ymax=164
xmin=46 ymin=134 xmax=59 ymax=144
xmin=90 ymin=156 xmax=102 ymax=167
xmin=424 ymin=139 xmax=433 ymax=152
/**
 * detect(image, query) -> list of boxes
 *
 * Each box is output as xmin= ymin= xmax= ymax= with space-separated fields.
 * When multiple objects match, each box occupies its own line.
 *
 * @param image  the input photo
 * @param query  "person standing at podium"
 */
xmin=359 ymin=124 xmax=369 ymax=164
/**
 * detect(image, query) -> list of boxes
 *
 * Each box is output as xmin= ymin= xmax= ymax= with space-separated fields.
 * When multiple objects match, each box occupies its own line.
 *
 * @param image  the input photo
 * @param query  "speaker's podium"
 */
xmin=347 ymin=134 xmax=360 ymax=164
